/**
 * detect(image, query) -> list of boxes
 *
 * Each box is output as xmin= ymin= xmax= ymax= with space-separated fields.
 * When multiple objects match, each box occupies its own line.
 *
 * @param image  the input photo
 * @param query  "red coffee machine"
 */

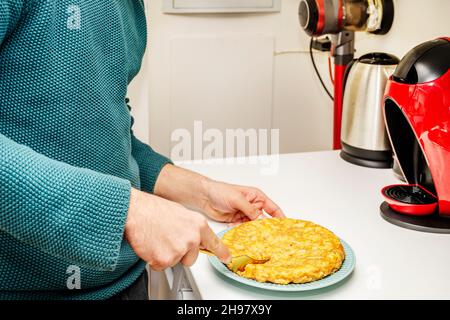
xmin=380 ymin=38 xmax=450 ymax=233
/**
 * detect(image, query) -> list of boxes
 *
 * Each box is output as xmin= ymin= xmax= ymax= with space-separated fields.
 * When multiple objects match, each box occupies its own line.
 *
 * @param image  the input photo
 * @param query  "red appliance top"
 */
xmin=383 ymin=38 xmax=450 ymax=216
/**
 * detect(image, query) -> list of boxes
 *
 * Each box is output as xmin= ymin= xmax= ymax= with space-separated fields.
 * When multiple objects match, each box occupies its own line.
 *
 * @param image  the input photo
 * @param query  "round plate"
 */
xmin=208 ymin=228 xmax=356 ymax=292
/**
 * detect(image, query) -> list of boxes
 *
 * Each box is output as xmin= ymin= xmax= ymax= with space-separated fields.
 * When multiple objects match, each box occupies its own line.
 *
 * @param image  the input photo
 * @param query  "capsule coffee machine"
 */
xmin=380 ymin=38 xmax=450 ymax=233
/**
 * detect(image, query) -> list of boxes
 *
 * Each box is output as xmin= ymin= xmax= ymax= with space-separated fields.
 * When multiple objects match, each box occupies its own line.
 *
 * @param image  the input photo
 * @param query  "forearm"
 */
xmin=154 ymin=164 xmax=211 ymax=210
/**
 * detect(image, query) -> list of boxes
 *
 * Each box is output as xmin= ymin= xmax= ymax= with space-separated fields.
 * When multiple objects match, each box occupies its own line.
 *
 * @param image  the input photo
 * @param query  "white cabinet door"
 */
xmin=163 ymin=0 xmax=281 ymax=13
xmin=169 ymin=34 xmax=275 ymax=160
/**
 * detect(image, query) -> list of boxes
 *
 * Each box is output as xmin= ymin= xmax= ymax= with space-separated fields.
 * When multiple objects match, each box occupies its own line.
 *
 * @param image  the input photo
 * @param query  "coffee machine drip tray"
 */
xmin=380 ymin=202 xmax=450 ymax=234
xmin=380 ymin=184 xmax=450 ymax=234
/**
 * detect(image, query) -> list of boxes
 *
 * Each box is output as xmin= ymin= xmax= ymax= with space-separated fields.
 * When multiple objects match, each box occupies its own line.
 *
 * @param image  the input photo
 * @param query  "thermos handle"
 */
xmin=342 ymin=59 xmax=357 ymax=96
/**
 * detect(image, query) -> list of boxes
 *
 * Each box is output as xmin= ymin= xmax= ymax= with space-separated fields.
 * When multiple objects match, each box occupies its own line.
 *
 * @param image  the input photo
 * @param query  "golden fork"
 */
xmin=200 ymin=249 xmax=270 ymax=273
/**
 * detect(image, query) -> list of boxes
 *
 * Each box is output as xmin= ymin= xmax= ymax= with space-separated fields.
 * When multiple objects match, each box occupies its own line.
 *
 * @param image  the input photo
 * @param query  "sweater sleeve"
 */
xmin=0 ymin=0 xmax=25 ymax=44
xmin=131 ymin=134 xmax=172 ymax=194
xmin=127 ymin=100 xmax=173 ymax=194
xmin=0 ymin=134 xmax=132 ymax=272
xmin=0 ymin=2 xmax=131 ymax=272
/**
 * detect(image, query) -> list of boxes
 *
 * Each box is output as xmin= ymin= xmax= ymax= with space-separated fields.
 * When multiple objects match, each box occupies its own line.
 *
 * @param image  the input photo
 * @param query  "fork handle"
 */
xmin=199 ymin=249 xmax=215 ymax=257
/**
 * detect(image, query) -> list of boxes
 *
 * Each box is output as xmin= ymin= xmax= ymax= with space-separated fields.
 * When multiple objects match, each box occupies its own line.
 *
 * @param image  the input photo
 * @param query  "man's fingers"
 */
xmin=244 ymin=191 xmax=258 ymax=203
xmin=200 ymin=224 xmax=232 ymax=264
xmin=181 ymin=248 xmax=200 ymax=267
xmin=234 ymin=194 xmax=262 ymax=220
xmin=229 ymin=212 xmax=251 ymax=224
xmin=235 ymin=185 xmax=284 ymax=219
xmin=253 ymin=190 xmax=285 ymax=218
xmin=263 ymin=197 xmax=285 ymax=218
xmin=228 ymin=213 xmax=251 ymax=227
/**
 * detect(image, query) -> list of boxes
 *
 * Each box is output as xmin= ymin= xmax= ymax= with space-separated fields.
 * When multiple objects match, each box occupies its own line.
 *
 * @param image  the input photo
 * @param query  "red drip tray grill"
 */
xmin=381 ymin=184 xmax=437 ymax=216
xmin=380 ymin=184 xmax=450 ymax=234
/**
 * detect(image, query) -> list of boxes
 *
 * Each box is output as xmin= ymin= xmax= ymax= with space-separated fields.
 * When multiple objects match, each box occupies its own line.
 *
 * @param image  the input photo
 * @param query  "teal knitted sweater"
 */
xmin=0 ymin=1 xmax=171 ymax=299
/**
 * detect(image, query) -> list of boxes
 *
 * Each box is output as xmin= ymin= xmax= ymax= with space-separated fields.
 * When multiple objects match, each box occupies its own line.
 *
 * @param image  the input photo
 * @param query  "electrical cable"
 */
xmin=309 ymin=37 xmax=334 ymax=101
xmin=328 ymin=56 xmax=334 ymax=84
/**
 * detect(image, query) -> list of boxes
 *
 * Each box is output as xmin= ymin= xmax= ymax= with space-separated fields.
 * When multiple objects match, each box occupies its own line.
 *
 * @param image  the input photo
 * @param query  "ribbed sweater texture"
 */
xmin=0 ymin=0 xmax=171 ymax=299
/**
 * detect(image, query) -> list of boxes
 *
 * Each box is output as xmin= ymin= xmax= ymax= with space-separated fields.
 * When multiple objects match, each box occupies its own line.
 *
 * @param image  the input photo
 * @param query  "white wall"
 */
xmin=128 ymin=0 xmax=450 ymax=158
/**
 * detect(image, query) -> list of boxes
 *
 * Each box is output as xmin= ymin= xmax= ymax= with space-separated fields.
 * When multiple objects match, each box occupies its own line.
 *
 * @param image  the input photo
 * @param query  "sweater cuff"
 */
xmin=137 ymin=152 xmax=173 ymax=194
xmin=82 ymin=175 xmax=132 ymax=271
xmin=131 ymin=136 xmax=173 ymax=194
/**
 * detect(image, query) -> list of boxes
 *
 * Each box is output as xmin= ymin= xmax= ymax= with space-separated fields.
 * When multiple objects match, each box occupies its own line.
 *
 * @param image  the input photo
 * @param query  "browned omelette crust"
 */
xmin=222 ymin=218 xmax=345 ymax=285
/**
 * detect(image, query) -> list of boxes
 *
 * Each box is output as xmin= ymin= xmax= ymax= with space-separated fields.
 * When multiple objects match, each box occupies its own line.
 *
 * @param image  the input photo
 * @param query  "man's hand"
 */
xmin=154 ymin=164 xmax=284 ymax=223
xmin=200 ymin=180 xmax=285 ymax=223
xmin=125 ymin=188 xmax=231 ymax=271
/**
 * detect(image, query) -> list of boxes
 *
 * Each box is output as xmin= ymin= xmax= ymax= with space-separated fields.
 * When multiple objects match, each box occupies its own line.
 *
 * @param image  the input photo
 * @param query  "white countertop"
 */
xmin=179 ymin=151 xmax=450 ymax=300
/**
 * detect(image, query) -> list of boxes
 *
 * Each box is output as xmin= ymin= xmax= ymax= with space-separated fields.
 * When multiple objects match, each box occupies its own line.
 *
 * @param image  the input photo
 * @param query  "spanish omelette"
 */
xmin=222 ymin=218 xmax=345 ymax=285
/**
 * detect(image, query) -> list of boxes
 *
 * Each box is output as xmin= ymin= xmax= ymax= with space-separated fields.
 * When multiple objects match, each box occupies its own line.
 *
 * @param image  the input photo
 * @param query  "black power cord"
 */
xmin=309 ymin=37 xmax=334 ymax=101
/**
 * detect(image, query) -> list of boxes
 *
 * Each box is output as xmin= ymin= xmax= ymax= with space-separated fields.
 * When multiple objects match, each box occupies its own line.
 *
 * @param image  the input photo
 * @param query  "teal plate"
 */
xmin=208 ymin=228 xmax=356 ymax=292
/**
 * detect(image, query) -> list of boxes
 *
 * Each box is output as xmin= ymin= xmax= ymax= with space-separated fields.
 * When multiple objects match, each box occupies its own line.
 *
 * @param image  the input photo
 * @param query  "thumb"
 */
xmin=233 ymin=193 xmax=262 ymax=220
xmin=201 ymin=225 xmax=232 ymax=264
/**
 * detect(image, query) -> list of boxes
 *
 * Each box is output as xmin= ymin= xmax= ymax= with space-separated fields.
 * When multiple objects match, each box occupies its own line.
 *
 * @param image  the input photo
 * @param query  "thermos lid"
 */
xmin=358 ymin=52 xmax=399 ymax=65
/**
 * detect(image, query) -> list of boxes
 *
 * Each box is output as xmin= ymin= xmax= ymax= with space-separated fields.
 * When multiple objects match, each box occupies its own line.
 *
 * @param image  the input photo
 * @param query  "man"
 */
xmin=0 ymin=1 xmax=283 ymax=299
